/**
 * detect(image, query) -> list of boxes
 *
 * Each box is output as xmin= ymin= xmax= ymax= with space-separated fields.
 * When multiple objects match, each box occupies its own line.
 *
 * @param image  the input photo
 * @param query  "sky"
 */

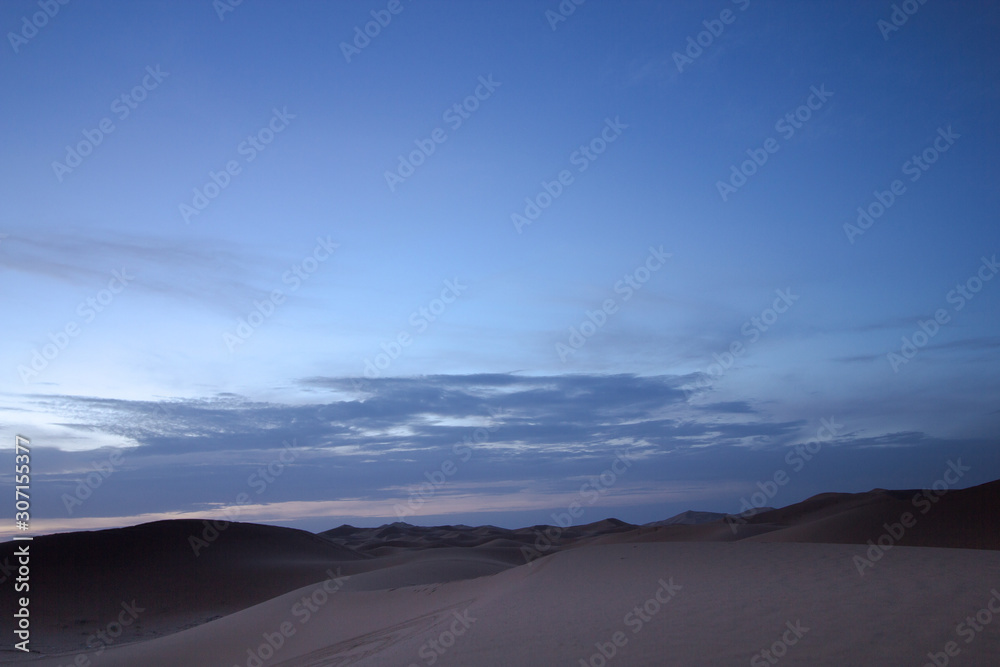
xmin=1 ymin=0 xmax=998 ymax=540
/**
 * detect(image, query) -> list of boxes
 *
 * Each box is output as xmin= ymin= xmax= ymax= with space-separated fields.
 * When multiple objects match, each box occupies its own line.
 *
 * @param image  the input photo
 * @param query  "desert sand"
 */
xmin=2 ymin=480 xmax=998 ymax=666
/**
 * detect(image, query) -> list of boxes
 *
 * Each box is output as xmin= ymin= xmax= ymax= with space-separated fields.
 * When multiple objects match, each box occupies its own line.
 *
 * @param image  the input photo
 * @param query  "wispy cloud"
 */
xmin=0 ymin=226 xmax=273 ymax=312
xmin=6 ymin=373 xmax=997 ymax=539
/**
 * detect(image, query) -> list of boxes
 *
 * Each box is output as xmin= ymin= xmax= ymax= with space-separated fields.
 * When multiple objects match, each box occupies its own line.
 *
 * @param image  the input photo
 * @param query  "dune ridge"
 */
xmin=2 ymin=479 xmax=997 ymax=665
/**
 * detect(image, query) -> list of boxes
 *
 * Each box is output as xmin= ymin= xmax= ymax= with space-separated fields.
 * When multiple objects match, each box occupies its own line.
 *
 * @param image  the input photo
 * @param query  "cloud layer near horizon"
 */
xmin=3 ymin=373 xmax=997 ymax=539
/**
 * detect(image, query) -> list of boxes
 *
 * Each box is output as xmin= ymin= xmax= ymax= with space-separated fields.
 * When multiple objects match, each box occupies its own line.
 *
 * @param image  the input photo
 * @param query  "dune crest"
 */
xmin=3 ymin=479 xmax=997 ymax=665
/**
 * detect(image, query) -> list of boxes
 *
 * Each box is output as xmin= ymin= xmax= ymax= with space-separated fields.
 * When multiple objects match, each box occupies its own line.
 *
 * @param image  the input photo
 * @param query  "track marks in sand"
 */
xmin=271 ymin=597 xmax=475 ymax=667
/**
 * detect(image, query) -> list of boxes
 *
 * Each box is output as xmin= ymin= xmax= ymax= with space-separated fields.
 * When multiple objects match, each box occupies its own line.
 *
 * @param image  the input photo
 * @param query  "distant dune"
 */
xmin=642 ymin=507 xmax=776 ymax=527
xmin=3 ymin=479 xmax=998 ymax=665
xmin=613 ymin=478 xmax=1000 ymax=550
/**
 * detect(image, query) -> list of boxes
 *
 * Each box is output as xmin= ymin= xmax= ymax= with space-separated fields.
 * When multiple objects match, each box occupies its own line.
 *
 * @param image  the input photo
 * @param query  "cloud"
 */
xmin=834 ymin=353 xmax=881 ymax=363
xmin=930 ymin=337 xmax=1000 ymax=352
xmin=0 ymin=226 xmax=274 ymax=312
xmin=25 ymin=374 xmax=835 ymax=468
xmin=8 ymin=373 xmax=998 ymax=536
xmin=835 ymin=336 xmax=1000 ymax=364
xmin=694 ymin=401 xmax=756 ymax=414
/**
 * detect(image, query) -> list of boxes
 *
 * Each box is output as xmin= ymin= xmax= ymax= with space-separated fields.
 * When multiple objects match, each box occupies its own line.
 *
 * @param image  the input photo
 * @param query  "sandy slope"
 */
xmin=2 ymin=480 xmax=997 ymax=665
xmin=0 ymin=520 xmax=365 ymax=654
xmin=11 ymin=542 xmax=1000 ymax=666
xmin=602 ymin=478 xmax=1000 ymax=550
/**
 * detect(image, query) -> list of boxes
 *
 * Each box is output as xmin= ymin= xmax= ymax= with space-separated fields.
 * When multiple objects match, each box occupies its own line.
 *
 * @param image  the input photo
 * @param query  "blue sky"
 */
xmin=1 ymin=0 xmax=998 ymax=538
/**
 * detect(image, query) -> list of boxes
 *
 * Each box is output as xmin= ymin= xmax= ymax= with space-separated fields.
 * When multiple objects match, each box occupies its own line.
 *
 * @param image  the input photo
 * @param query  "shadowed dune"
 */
xmin=603 ymin=478 xmax=1000 ymax=550
xmin=3 ymin=479 xmax=997 ymax=664
xmin=0 ymin=520 xmax=364 ymax=654
xmin=744 ymin=478 xmax=1000 ymax=549
xmin=12 ymin=542 xmax=1000 ymax=666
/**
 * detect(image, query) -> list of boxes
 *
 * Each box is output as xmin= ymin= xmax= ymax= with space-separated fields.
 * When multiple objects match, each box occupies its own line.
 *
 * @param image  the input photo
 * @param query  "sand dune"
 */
xmin=3 ymin=480 xmax=998 ymax=665
xmin=745 ymin=479 xmax=1000 ymax=550
xmin=0 ymin=520 xmax=364 ymax=654
xmin=11 ymin=542 xmax=1000 ymax=666
xmin=642 ymin=508 xmax=776 ymax=527
xmin=605 ymin=478 xmax=1000 ymax=550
